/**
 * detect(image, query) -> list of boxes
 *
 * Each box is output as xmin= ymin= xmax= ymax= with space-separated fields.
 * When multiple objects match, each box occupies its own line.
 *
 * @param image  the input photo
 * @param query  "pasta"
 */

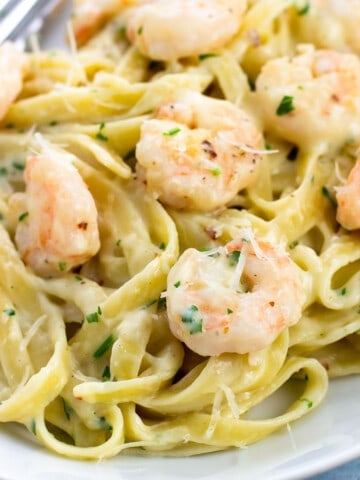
xmin=0 ymin=0 xmax=359 ymax=460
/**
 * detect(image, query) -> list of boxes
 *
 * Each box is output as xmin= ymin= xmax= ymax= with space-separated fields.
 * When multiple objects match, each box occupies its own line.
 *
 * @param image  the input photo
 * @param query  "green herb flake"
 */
xmin=295 ymin=1 xmax=311 ymax=15
xmin=99 ymin=416 xmax=113 ymax=431
xmin=174 ymin=281 xmax=181 ymax=288
xmin=86 ymin=311 xmax=99 ymax=323
xmin=18 ymin=211 xmax=29 ymax=222
xmin=74 ymin=275 xmax=84 ymax=282
xmin=141 ymin=299 xmax=157 ymax=309
xmin=49 ymin=120 xmax=58 ymax=126
xmin=62 ymin=398 xmax=73 ymax=420
xmin=228 ymin=250 xmax=241 ymax=266
xmin=117 ymin=25 xmax=126 ymax=37
xmin=116 ymin=239 xmax=122 ymax=246
xmin=337 ymin=287 xmax=347 ymax=296
xmin=299 ymin=397 xmax=313 ymax=408
xmin=198 ymin=53 xmax=218 ymax=61
xmin=265 ymin=143 xmax=272 ymax=150
xmin=227 ymin=308 xmax=234 ymax=314
xmin=159 ymin=242 xmax=166 ymax=250
xmin=93 ymin=334 xmax=116 ymax=359
xmin=58 ymin=261 xmax=67 ymax=272
xmin=137 ymin=26 xmax=143 ymax=35
xmin=102 ymin=365 xmax=111 ymax=381
xmin=321 ymin=186 xmax=337 ymax=207
xmin=211 ymin=167 xmax=221 ymax=176
xmin=30 ymin=419 xmax=36 ymax=435
xmin=96 ymin=122 xmax=108 ymax=141
xmin=0 ymin=167 xmax=7 ymax=175
xmin=97 ymin=306 xmax=102 ymax=315
xmin=289 ymin=240 xmax=299 ymax=250
xmin=3 ymin=309 xmax=15 ymax=316
xmin=276 ymin=95 xmax=295 ymax=116
xmin=181 ymin=305 xmax=203 ymax=335
xmin=12 ymin=161 xmax=25 ymax=171
xmin=163 ymin=127 xmax=181 ymax=137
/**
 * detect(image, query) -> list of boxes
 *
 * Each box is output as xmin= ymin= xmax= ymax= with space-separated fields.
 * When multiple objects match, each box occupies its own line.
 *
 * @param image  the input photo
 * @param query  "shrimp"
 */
xmin=166 ymin=232 xmax=306 ymax=356
xmin=255 ymin=45 xmax=360 ymax=148
xmin=336 ymin=157 xmax=360 ymax=230
xmin=135 ymin=91 xmax=263 ymax=212
xmin=72 ymin=0 xmax=128 ymax=45
xmin=126 ymin=0 xmax=247 ymax=61
xmin=0 ymin=42 xmax=28 ymax=121
xmin=11 ymin=138 xmax=100 ymax=276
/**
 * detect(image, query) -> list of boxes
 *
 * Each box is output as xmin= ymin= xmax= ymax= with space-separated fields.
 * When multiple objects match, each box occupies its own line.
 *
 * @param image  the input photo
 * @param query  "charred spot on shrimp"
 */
xmin=201 ymin=140 xmax=217 ymax=159
xmin=77 ymin=221 xmax=88 ymax=230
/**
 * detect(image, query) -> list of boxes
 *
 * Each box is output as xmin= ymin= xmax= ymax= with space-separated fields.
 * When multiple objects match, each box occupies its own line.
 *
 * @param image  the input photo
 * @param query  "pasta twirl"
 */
xmin=0 ymin=0 xmax=359 ymax=460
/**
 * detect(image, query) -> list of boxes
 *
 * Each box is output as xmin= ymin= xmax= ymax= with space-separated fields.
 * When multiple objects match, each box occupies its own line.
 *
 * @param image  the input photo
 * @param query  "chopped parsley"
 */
xmin=12 ymin=160 xmax=25 ymax=171
xmin=58 ymin=261 xmax=67 ymax=272
xmin=116 ymin=239 xmax=122 ymax=247
xmin=181 ymin=305 xmax=203 ymax=335
xmin=141 ymin=299 xmax=157 ymax=309
xmin=211 ymin=167 xmax=222 ymax=176
xmin=159 ymin=241 xmax=166 ymax=250
xmin=163 ymin=127 xmax=181 ymax=136
xmin=3 ymin=309 xmax=15 ymax=316
xmin=137 ymin=26 xmax=143 ymax=35
xmin=30 ymin=419 xmax=36 ymax=435
xmin=99 ymin=416 xmax=113 ymax=431
xmin=117 ymin=25 xmax=126 ymax=37
xmin=0 ymin=167 xmax=7 ymax=175
xmin=276 ymin=95 xmax=295 ymax=116
xmin=321 ymin=186 xmax=337 ymax=207
xmin=299 ymin=397 xmax=313 ymax=408
xmin=295 ymin=1 xmax=310 ymax=15
xmin=228 ymin=250 xmax=241 ymax=266
xmin=49 ymin=120 xmax=58 ymax=126
xmin=96 ymin=122 xmax=108 ymax=141
xmin=337 ymin=287 xmax=347 ymax=296
xmin=227 ymin=308 xmax=233 ymax=314
xmin=86 ymin=311 xmax=100 ymax=323
xmin=174 ymin=281 xmax=181 ymax=288
xmin=102 ymin=365 xmax=111 ymax=381
xmin=288 ymin=240 xmax=299 ymax=250
xmin=62 ymin=398 xmax=73 ymax=420
xmin=93 ymin=334 xmax=116 ymax=359
xmin=18 ymin=211 xmax=29 ymax=222
xmin=74 ymin=275 xmax=84 ymax=282
xmin=198 ymin=52 xmax=219 ymax=61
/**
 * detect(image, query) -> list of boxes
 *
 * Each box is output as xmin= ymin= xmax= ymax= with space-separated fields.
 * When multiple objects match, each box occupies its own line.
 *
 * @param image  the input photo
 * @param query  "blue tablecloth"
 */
xmin=309 ymin=457 xmax=360 ymax=479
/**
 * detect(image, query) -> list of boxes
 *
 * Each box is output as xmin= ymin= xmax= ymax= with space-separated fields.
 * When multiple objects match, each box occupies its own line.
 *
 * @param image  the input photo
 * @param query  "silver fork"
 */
xmin=0 ymin=0 xmax=62 ymax=46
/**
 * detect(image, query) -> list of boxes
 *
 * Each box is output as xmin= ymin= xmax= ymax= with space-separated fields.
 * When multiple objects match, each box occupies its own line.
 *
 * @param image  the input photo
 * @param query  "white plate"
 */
xmin=1 ymin=2 xmax=360 ymax=479
xmin=0 ymin=376 xmax=360 ymax=480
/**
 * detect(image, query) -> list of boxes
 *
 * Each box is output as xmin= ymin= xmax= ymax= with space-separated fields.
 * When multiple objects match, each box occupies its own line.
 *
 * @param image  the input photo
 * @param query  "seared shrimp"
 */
xmin=0 ymin=42 xmax=28 ymax=121
xmin=11 ymin=138 xmax=100 ymax=276
xmin=166 ymin=231 xmax=306 ymax=356
xmin=136 ymin=91 xmax=263 ymax=211
xmin=126 ymin=0 xmax=246 ymax=61
xmin=255 ymin=45 xmax=360 ymax=147
xmin=336 ymin=157 xmax=360 ymax=230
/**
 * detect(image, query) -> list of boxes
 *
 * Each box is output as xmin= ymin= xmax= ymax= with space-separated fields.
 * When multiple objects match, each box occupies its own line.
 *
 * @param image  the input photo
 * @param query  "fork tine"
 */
xmin=0 ymin=0 xmax=59 ymax=45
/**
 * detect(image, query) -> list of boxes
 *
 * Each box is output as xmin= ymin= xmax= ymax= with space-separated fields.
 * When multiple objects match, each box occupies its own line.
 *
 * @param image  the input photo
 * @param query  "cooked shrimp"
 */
xmin=72 ymin=0 xmax=127 ymax=45
xmin=126 ymin=0 xmax=247 ymax=61
xmin=336 ymin=157 xmax=360 ymax=230
xmin=255 ymin=45 xmax=360 ymax=147
xmin=11 ymin=137 xmax=100 ymax=276
xmin=136 ymin=91 xmax=263 ymax=211
xmin=166 ymin=231 xmax=306 ymax=356
xmin=0 ymin=42 xmax=28 ymax=121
